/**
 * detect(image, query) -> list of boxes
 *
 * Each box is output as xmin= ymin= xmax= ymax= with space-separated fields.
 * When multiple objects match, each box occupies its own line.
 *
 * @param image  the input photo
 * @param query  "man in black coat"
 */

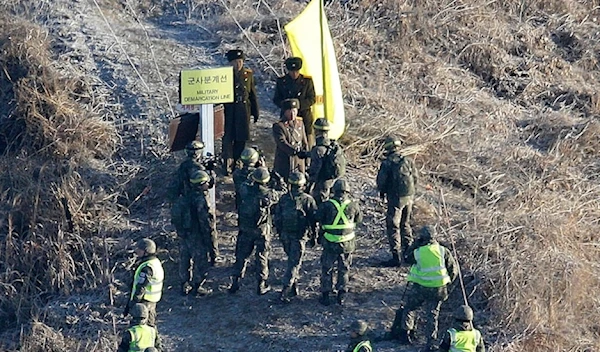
xmin=222 ymin=49 xmax=259 ymax=175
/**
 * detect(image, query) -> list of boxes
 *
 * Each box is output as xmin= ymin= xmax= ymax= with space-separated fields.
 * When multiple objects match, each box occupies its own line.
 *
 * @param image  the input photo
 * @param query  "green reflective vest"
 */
xmin=131 ymin=257 xmax=164 ymax=303
xmin=353 ymin=340 xmax=373 ymax=352
xmin=448 ymin=328 xmax=481 ymax=352
xmin=407 ymin=243 xmax=450 ymax=288
xmin=128 ymin=324 xmax=156 ymax=352
xmin=322 ymin=199 xmax=355 ymax=242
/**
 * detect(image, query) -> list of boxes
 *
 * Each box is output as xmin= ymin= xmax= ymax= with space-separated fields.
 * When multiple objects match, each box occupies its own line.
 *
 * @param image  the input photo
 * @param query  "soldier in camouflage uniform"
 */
xmin=308 ymin=118 xmax=338 ymax=204
xmin=229 ymin=167 xmax=281 ymax=295
xmin=316 ymin=179 xmax=363 ymax=306
xmin=346 ymin=320 xmax=373 ymax=352
xmin=387 ymin=225 xmax=458 ymax=350
xmin=233 ymin=147 xmax=261 ymax=209
xmin=168 ymin=140 xmax=218 ymax=263
xmin=376 ymin=136 xmax=418 ymax=267
xmin=273 ymin=57 xmax=316 ymax=147
xmin=273 ymin=171 xmax=318 ymax=303
xmin=222 ymin=49 xmax=259 ymax=174
xmin=117 ymin=303 xmax=162 ymax=352
xmin=177 ymin=170 xmax=216 ymax=297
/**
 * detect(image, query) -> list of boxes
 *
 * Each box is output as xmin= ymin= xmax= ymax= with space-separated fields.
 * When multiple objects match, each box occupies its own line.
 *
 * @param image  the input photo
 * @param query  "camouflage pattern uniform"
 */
xmin=117 ymin=304 xmax=162 ymax=352
xmin=178 ymin=176 xmax=216 ymax=296
xmin=315 ymin=180 xmax=362 ymax=305
xmin=230 ymin=169 xmax=281 ymax=295
xmin=273 ymin=175 xmax=318 ymax=301
xmin=376 ymin=142 xmax=418 ymax=265
xmin=308 ymin=136 xmax=336 ymax=204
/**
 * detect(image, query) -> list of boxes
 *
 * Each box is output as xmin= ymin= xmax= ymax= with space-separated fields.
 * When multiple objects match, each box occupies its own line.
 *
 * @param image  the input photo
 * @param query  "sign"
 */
xmin=180 ymin=67 xmax=234 ymax=105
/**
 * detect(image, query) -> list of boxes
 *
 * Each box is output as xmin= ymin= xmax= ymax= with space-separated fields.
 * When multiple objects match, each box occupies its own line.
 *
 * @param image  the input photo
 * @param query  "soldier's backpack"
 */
xmin=238 ymin=182 xmax=271 ymax=226
xmin=279 ymin=194 xmax=308 ymax=234
xmin=321 ymin=141 xmax=347 ymax=180
xmin=389 ymin=154 xmax=415 ymax=196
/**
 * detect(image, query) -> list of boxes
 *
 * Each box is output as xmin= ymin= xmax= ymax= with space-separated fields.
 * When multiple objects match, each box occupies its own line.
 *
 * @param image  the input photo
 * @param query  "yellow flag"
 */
xmin=284 ymin=0 xmax=345 ymax=140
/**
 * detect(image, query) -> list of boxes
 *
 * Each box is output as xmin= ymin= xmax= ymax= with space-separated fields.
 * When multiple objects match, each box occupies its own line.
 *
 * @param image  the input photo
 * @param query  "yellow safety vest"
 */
xmin=131 ymin=257 xmax=164 ymax=302
xmin=448 ymin=328 xmax=481 ymax=352
xmin=353 ymin=340 xmax=373 ymax=352
xmin=128 ymin=324 xmax=156 ymax=352
xmin=407 ymin=243 xmax=450 ymax=288
xmin=322 ymin=199 xmax=355 ymax=243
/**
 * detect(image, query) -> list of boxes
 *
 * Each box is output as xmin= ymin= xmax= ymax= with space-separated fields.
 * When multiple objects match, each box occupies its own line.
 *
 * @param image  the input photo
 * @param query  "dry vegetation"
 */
xmin=1 ymin=0 xmax=600 ymax=351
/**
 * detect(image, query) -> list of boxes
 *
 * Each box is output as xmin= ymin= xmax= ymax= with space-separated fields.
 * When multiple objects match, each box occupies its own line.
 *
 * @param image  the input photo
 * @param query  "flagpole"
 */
xmin=319 ymin=0 xmax=328 ymax=123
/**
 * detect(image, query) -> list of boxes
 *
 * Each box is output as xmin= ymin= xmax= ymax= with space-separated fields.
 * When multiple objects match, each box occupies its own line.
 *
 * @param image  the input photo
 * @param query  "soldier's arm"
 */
xmin=272 ymin=78 xmax=284 ymax=108
xmin=249 ymin=72 xmax=259 ymax=119
xmin=410 ymin=157 xmax=418 ymax=186
xmin=117 ymin=331 xmax=132 ymax=352
xmin=132 ymin=265 xmax=154 ymax=302
xmin=404 ymin=243 xmax=418 ymax=265
xmin=272 ymin=201 xmax=283 ymax=234
xmin=273 ymin=123 xmax=298 ymax=156
xmin=166 ymin=167 xmax=184 ymax=203
xmin=477 ymin=334 xmax=485 ymax=352
xmin=302 ymin=77 xmax=316 ymax=107
xmin=438 ymin=331 xmax=451 ymax=352
xmin=155 ymin=327 xmax=163 ymax=352
xmin=375 ymin=161 xmax=388 ymax=194
xmin=308 ymin=147 xmax=323 ymax=181
xmin=444 ymin=247 xmax=459 ymax=283
xmin=352 ymin=201 xmax=363 ymax=225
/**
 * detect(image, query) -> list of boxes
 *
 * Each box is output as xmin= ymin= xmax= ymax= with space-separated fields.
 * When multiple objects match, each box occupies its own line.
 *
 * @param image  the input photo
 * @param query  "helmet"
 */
xmin=189 ymin=170 xmax=210 ymax=185
xmin=455 ymin=305 xmax=474 ymax=321
xmin=419 ymin=225 xmax=436 ymax=242
xmin=350 ymin=320 xmax=368 ymax=336
xmin=130 ymin=303 xmax=149 ymax=319
xmin=240 ymin=147 xmax=260 ymax=165
xmin=186 ymin=140 xmax=205 ymax=157
xmin=137 ymin=238 xmax=157 ymax=255
xmin=288 ymin=171 xmax=307 ymax=186
xmin=144 ymin=348 xmax=159 ymax=352
xmin=332 ymin=179 xmax=349 ymax=193
xmin=251 ymin=167 xmax=271 ymax=185
xmin=313 ymin=118 xmax=331 ymax=131
xmin=383 ymin=136 xmax=402 ymax=150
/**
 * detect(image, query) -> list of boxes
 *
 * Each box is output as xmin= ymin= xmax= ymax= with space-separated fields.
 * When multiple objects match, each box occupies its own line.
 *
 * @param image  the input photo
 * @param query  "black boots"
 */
xmin=380 ymin=253 xmax=402 ymax=267
xmin=319 ymin=291 xmax=331 ymax=306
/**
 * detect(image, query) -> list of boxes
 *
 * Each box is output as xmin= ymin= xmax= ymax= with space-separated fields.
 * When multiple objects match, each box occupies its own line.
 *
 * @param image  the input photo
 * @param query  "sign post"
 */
xmin=178 ymin=67 xmax=234 ymax=209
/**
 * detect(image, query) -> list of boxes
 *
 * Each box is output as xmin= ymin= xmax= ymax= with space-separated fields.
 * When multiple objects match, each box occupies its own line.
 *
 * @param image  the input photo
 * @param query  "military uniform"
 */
xmin=178 ymin=182 xmax=216 ymax=295
xmin=273 ymin=60 xmax=316 ymax=146
xmin=439 ymin=305 xmax=485 ymax=352
xmin=376 ymin=145 xmax=418 ymax=264
xmin=230 ymin=170 xmax=281 ymax=294
xmin=126 ymin=254 xmax=164 ymax=327
xmin=347 ymin=320 xmax=374 ymax=352
xmin=389 ymin=227 xmax=459 ymax=349
xmin=222 ymin=50 xmax=259 ymax=168
xmin=117 ymin=319 xmax=162 ymax=352
xmin=272 ymin=99 xmax=309 ymax=180
xmin=315 ymin=181 xmax=362 ymax=305
xmin=273 ymin=184 xmax=317 ymax=300
xmin=308 ymin=136 xmax=337 ymax=204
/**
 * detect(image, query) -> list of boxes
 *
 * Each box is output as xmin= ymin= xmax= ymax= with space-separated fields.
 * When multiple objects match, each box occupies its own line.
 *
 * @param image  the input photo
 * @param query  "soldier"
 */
xmin=387 ymin=225 xmax=459 ymax=351
xmin=124 ymin=239 xmax=164 ymax=327
xmin=273 ymin=171 xmax=318 ymax=303
xmin=273 ymin=57 xmax=316 ymax=146
xmin=233 ymin=146 xmax=261 ymax=209
xmin=178 ymin=170 xmax=216 ymax=297
xmin=346 ymin=320 xmax=373 ymax=352
xmin=229 ymin=167 xmax=280 ymax=295
xmin=376 ymin=136 xmax=418 ymax=267
xmin=316 ymin=179 xmax=362 ymax=306
xmin=117 ymin=303 xmax=162 ymax=352
xmin=168 ymin=140 xmax=218 ymax=263
xmin=272 ymin=98 xmax=309 ymax=180
xmin=439 ymin=305 xmax=485 ymax=352
xmin=222 ymin=49 xmax=259 ymax=175
xmin=308 ymin=118 xmax=346 ymax=204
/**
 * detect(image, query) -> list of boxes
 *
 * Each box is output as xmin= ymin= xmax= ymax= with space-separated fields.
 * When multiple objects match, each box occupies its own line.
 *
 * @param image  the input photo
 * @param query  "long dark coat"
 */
xmin=273 ymin=74 xmax=316 ymax=137
xmin=272 ymin=117 xmax=308 ymax=179
xmin=224 ymin=67 xmax=259 ymax=141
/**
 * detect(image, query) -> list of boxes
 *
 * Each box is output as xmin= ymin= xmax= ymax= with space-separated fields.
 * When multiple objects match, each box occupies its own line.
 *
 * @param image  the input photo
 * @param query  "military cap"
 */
xmin=383 ymin=136 xmax=402 ymax=150
xmin=130 ymin=303 xmax=149 ymax=319
xmin=186 ymin=140 xmax=205 ymax=151
xmin=419 ymin=225 xmax=437 ymax=242
xmin=288 ymin=171 xmax=307 ymax=186
xmin=226 ymin=49 xmax=245 ymax=61
xmin=282 ymin=98 xmax=300 ymax=111
xmin=240 ymin=147 xmax=260 ymax=165
xmin=285 ymin=57 xmax=303 ymax=70
xmin=137 ymin=238 xmax=157 ymax=254
xmin=350 ymin=320 xmax=369 ymax=336
xmin=144 ymin=348 xmax=158 ymax=352
xmin=190 ymin=169 xmax=210 ymax=185
xmin=251 ymin=167 xmax=271 ymax=185
xmin=333 ymin=179 xmax=350 ymax=193
xmin=314 ymin=118 xmax=331 ymax=131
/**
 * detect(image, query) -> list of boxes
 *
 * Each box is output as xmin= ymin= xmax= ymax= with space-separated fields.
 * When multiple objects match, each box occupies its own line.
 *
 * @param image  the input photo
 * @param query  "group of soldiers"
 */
xmin=117 ymin=49 xmax=485 ymax=352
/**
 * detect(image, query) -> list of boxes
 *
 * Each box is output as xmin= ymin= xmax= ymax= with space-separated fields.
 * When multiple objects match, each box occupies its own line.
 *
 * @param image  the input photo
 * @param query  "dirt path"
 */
xmin=42 ymin=1 xmax=439 ymax=351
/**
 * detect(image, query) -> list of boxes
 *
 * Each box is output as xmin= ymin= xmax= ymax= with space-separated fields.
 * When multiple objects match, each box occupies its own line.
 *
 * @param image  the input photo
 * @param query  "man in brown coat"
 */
xmin=222 ymin=49 xmax=259 ymax=175
xmin=272 ymin=98 xmax=309 ymax=180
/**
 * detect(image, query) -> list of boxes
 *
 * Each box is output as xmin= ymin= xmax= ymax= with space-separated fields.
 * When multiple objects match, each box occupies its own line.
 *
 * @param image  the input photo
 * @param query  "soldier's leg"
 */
xmin=281 ymin=237 xmax=293 ymax=287
xmin=232 ymin=140 xmax=246 ymax=164
xmin=288 ymin=239 xmax=306 ymax=288
xmin=399 ymin=196 xmax=414 ymax=257
xmin=320 ymin=249 xmax=336 ymax=293
xmin=178 ymin=236 xmax=193 ymax=293
xmin=255 ymin=230 xmax=271 ymax=283
xmin=383 ymin=204 xmax=402 ymax=265
xmin=205 ymin=213 xmax=219 ymax=264
xmin=193 ymin=239 xmax=212 ymax=296
xmin=222 ymin=134 xmax=234 ymax=174
xmin=423 ymin=298 xmax=443 ymax=346
xmin=336 ymin=252 xmax=352 ymax=293
xmin=232 ymin=231 xmax=254 ymax=278
xmin=400 ymin=286 xmax=426 ymax=333
xmin=143 ymin=301 xmax=157 ymax=327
